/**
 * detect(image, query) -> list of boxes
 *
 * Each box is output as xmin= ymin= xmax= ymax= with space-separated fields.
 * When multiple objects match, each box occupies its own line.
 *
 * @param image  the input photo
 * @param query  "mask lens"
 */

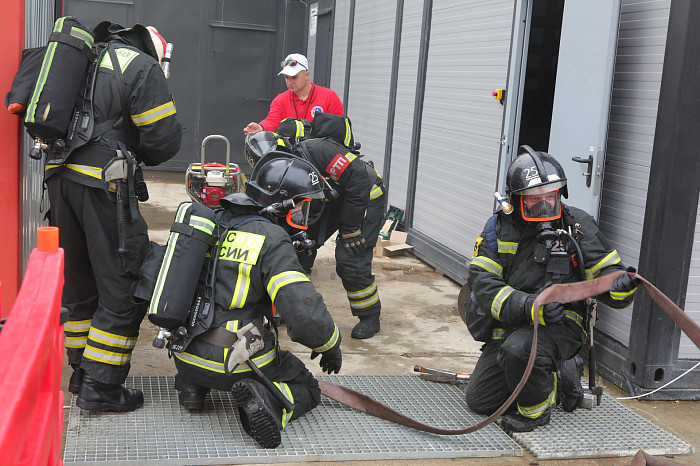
xmin=520 ymin=191 xmax=561 ymax=222
xmin=286 ymin=198 xmax=311 ymax=230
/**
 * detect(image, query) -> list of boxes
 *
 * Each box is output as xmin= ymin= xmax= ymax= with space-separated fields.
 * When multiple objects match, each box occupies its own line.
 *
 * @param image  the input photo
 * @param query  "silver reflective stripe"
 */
xmin=491 ymin=286 xmax=515 ymax=320
xmin=497 ymin=239 xmax=518 ymax=255
xmin=585 ymin=251 xmax=621 ymax=279
xmin=470 ymin=256 xmax=503 ymax=276
xmin=83 ymin=345 xmax=132 ymax=365
xmin=273 ymin=382 xmax=294 ymax=428
xmin=230 ymin=263 xmax=252 ymax=309
xmin=313 ymin=324 xmax=340 ymax=352
xmin=149 ymin=203 xmax=190 ymax=315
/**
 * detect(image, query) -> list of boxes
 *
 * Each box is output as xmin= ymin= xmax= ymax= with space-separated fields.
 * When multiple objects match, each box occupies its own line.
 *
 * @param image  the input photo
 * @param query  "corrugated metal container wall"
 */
xmin=413 ymin=0 xmax=514 ymax=259
xmin=387 ymin=0 xmax=423 ymax=212
xmin=686 ymin=201 xmax=700 ymax=358
xmin=22 ymin=0 xmax=54 ymax=271
xmin=344 ymin=0 xmax=397 ymax=175
xmin=330 ymin=1 xmax=350 ymax=100
xmin=596 ymin=0 xmax=671 ymax=348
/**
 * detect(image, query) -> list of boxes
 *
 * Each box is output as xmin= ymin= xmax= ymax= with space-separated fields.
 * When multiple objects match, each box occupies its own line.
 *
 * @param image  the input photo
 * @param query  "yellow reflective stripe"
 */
xmin=585 ymin=251 xmax=622 ymax=279
xmin=190 ymin=215 xmax=215 ymax=235
xmin=497 ymin=239 xmax=518 ymax=255
xmin=518 ymin=388 xmax=556 ymax=419
xmin=225 ymin=320 xmax=240 ymax=332
xmin=470 ymin=256 xmax=503 ymax=276
xmin=369 ymin=185 xmax=383 ymax=200
xmin=344 ymin=119 xmax=352 ymax=146
xmin=273 ymin=382 xmax=294 ymax=428
xmin=132 ymin=100 xmax=177 ymax=126
xmin=70 ymin=26 xmax=94 ymax=48
xmin=88 ymin=327 xmax=137 ymax=349
xmin=531 ymin=303 xmax=546 ymax=326
xmin=313 ymin=324 xmax=340 ymax=353
xmin=611 ymin=288 xmax=636 ymax=300
xmin=347 ymin=281 xmax=377 ymax=299
xmin=345 ymin=152 xmax=357 ymax=163
xmin=491 ymin=286 xmax=515 ymax=320
xmin=64 ymin=336 xmax=88 ymax=348
xmin=64 ymin=319 xmax=92 ymax=331
xmin=65 ymin=163 xmax=103 ymax=179
xmin=83 ymin=345 xmax=132 ymax=365
xmin=267 ymin=271 xmax=309 ymax=302
xmin=45 ymin=164 xmax=63 ymax=172
xmin=230 ymin=263 xmax=252 ymax=309
xmin=175 ymin=346 xmax=277 ymax=374
xmin=491 ymin=328 xmax=505 ymax=340
xmin=295 ymin=120 xmax=305 ymax=137
xmin=563 ymin=310 xmax=585 ymax=333
xmin=349 ymin=293 xmax=379 ymax=310
xmin=150 ymin=203 xmax=190 ymax=315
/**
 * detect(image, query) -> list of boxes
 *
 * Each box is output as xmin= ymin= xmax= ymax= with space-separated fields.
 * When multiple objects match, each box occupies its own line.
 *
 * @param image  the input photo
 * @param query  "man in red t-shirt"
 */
xmin=243 ymin=53 xmax=344 ymax=135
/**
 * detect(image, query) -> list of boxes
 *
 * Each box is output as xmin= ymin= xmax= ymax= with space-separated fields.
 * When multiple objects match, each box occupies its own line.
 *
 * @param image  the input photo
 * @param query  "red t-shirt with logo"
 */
xmin=259 ymin=84 xmax=344 ymax=131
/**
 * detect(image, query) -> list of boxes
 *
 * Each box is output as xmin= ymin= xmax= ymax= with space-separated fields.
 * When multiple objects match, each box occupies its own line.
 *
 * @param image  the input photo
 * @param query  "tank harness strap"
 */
xmin=170 ymin=222 xmax=218 ymax=246
xmin=198 ymin=318 xmax=265 ymax=348
xmin=48 ymin=31 xmax=95 ymax=61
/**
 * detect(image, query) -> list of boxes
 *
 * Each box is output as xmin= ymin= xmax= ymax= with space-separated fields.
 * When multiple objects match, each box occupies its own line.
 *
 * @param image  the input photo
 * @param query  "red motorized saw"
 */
xmin=186 ymin=135 xmax=243 ymax=208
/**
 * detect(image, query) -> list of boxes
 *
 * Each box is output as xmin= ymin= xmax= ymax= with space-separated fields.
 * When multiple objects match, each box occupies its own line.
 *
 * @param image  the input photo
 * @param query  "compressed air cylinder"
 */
xmin=24 ymin=16 xmax=95 ymax=141
xmin=148 ymin=202 xmax=217 ymax=329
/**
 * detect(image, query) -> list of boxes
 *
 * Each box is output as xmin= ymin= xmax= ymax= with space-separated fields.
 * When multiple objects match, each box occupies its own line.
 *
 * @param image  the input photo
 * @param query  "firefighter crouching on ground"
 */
xmin=47 ymin=22 xmax=182 ymax=411
xmin=245 ymin=123 xmax=386 ymax=339
xmin=465 ymin=146 xmax=639 ymax=432
xmin=172 ymin=152 xmax=342 ymax=449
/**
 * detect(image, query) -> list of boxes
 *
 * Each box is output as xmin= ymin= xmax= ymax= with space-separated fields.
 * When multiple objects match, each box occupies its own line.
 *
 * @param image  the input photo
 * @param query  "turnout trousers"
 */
xmin=47 ymin=175 xmax=149 ymax=385
xmin=299 ymin=186 xmax=386 ymax=317
xmin=174 ymin=342 xmax=321 ymax=424
xmin=465 ymin=320 xmax=586 ymax=416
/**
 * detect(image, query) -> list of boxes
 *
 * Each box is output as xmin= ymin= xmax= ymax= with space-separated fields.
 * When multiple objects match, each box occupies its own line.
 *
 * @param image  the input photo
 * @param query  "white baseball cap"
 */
xmin=278 ymin=53 xmax=308 ymax=77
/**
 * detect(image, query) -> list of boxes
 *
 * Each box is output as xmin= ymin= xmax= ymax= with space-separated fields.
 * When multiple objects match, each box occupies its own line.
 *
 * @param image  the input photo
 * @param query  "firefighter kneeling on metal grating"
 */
xmin=134 ymin=151 xmax=342 ymax=449
xmin=465 ymin=146 xmax=639 ymax=433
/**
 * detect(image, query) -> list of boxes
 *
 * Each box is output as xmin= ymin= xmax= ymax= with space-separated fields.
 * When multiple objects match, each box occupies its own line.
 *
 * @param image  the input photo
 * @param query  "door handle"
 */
xmin=572 ymin=155 xmax=593 ymax=187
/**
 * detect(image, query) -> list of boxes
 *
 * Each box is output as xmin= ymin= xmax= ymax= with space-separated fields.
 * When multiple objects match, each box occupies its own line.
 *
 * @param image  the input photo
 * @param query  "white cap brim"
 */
xmin=278 ymin=65 xmax=305 ymax=76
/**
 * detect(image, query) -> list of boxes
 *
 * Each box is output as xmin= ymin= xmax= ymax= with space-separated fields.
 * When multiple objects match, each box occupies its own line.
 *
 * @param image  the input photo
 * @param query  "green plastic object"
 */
xmin=379 ymin=206 xmax=404 ymax=239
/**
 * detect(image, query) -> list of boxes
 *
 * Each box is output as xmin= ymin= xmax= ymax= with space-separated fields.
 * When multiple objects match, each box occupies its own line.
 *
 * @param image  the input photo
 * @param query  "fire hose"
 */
xmin=319 ymin=271 xmax=700 ymax=435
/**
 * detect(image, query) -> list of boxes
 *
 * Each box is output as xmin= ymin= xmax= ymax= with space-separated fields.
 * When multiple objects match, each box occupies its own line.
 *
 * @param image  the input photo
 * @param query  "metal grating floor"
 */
xmin=63 ymin=375 xmax=521 ymax=465
xmin=509 ymin=390 xmax=694 ymax=460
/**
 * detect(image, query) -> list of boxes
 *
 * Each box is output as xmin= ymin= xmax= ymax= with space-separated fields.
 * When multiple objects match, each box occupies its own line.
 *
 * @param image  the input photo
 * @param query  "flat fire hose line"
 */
xmin=319 ymin=272 xmax=700 ymax=436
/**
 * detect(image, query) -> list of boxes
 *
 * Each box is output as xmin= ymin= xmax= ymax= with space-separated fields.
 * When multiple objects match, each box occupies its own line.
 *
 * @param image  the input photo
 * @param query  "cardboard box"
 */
xmin=374 ymin=231 xmax=414 ymax=257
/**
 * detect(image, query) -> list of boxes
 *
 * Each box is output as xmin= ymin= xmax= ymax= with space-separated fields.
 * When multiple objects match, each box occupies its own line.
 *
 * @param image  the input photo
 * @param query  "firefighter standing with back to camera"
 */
xmin=46 ymin=22 xmax=182 ymax=412
xmin=171 ymin=153 xmax=342 ymax=449
xmin=465 ymin=146 xmax=639 ymax=432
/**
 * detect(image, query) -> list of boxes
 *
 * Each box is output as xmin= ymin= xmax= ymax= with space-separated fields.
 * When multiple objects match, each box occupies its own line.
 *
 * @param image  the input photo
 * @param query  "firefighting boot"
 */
xmin=500 ymin=406 xmax=552 ymax=433
xmin=77 ymin=375 xmax=144 ymax=412
xmin=174 ymin=373 xmax=210 ymax=411
xmin=68 ymin=364 xmax=84 ymax=395
xmin=558 ymin=355 xmax=584 ymax=412
xmin=231 ymin=379 xmax=283 ymax=449
xmin=351 ymin=312 xmax=380 ymax=339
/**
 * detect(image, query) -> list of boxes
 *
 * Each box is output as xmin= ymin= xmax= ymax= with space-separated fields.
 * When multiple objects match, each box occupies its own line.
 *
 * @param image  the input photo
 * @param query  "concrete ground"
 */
xmin=60 ymin=171 xmax=700 ymax=465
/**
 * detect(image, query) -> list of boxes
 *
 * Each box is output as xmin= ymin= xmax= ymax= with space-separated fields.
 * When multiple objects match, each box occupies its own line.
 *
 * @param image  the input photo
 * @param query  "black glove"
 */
xmin=524 ymin=292 xmax=564 ymax=325
xmin=311 ymin=345 xmax=342 ymax=374
xmin=340 ymin=227 xmax=367 ymax=256
xmin=610 ymin=268 xmax=640 ymax=294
